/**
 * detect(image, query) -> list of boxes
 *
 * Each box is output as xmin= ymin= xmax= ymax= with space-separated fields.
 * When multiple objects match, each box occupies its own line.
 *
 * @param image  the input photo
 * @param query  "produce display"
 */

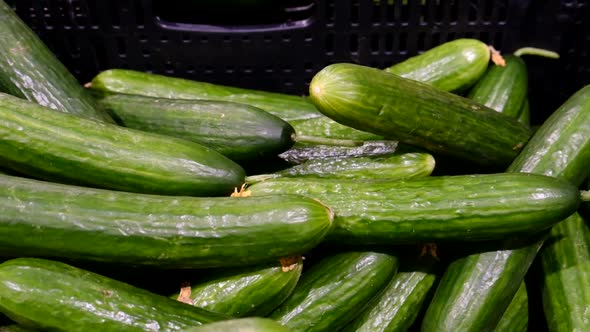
xmin=0 ymin=1 xmax=589 ymax=331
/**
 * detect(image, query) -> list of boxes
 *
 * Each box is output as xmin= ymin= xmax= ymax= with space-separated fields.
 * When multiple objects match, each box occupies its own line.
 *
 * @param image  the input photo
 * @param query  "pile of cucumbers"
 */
xmin=0 ymin=1 xmax=589 ymax=331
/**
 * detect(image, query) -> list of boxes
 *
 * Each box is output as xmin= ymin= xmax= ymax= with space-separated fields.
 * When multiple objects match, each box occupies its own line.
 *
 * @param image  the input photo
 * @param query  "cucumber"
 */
xmin=184 ymin=318 xmax=290 ymax=332
xmin=343 ymin=256 xmax=438 ymax=332
xmin=540 ymin=211 xmax=590 ymax=331
xmin=421 ymin=84 xmax=590 ymax=332
xmin=89 ymin=69 xmax=320 ymax=122
xmin=517 ymin=100 xmax=530 ymax=125
xmin=246 ymin=152 xmax=435 ymax=184
xmin=0 ymin=174 xmax=333 ymax=269
xmin=309 ymin=63 xmax=531 ymax=168
xmin=248 ymin=173 xmax=580 ymax=244
xmin=94 ymin=93 xmax=295 ymax=162
xmin=0 ymin=92 xmax=244 ymax=196
xmin=269 ymin=251 xmax=398 ymax=332
xmin=278 ymin=140 xmax=406 ymax=165
xmin=467 ymin=55 xmax=528 ymax=119
xmin=494 ymin=282 xmax=528 ymax=332
xmin=385 ymin=38 xmax=491 ymax=92
xmin=0 ymin=1 xmax=113 ymax=123
xmin=170 ymin=258 xmax=302 ymax=317
xmin=0 ymin=258 xmax=228 ymax=331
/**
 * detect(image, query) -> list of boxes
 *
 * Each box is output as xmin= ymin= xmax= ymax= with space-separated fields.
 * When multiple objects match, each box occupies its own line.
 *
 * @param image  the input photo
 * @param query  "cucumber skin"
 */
xmin=467 ymin=55 xmax=528 ymax=119
xmin=90 ymin=69 xmax=320 ymax=122
xmin=278 ymin=140 xmax=405 ymax=165
xmin=0 ymin=2 xmax=113 ymax=123
xmin=290 ymin=116 xmax=384 ymax=141
xmin=494 ymin=282 xmax=528 ymax=332
xmin=0 ymin=174 xmax=333 ymax=269
xmin=249 ymin=173 xmax=580 ymax=244
xmin=310 ymin=63 xmax=531 ymax=168
xmin=95 ymin=93 xmax=295 ymax=162
xmin=540 ymin=212 xmax=590 ymax=331
xmin=269 ymin=251 xmax=399 ymax=332
xmin=0 ymin=258 xmax=228 ymax=332
xmin=170 ymin=259 xmax=302 ymax=317
xmin=385 ymin=38 xmax=491 ymax=92
xmin=421 ymin=84 xmax=590 ymax=332
xmin=0 ymin=92 xmax=245 ymax=196
xmin=184 ymin=318 xmax=290 ymax=332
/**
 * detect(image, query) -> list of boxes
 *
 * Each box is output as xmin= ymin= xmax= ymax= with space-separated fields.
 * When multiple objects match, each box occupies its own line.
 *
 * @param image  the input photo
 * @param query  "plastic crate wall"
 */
xmin=5 ymin=0 xmax=590 ymax=124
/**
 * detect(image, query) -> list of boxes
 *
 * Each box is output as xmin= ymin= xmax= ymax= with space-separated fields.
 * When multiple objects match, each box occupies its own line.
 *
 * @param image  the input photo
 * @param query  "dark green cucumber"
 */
xmin=421 ymin=84 xmax=590 ymax=332
xmin=0 ymin=1 xmax=112 ymax=123
xmin=269 ymin=251 xmax=398 ymax=332
xmin=494 ymin=282 xmax=528 ymax=332
xmin=309 ymin=63 xmax=531 ymax=168
xmin=0 ymin=174 xmax=333 ymax=269
xmin=0 ymin=258 xmax=228 ymax=331
xmin=89 ymin=69 xmax=320 ymax=122
xmin=278 ymin=140 xmax=407 ymax=165
xmin=540 ymin=211 xmax=590 ymax=331
xmin=249 ymin=173 xmax=580 ymax=244
xmin=385 ymin=38 xmax=491 ymax=92
xmin=467 ymin=55 xmax=528 ymax=119
xmin=343 ymin=257 xmax=438 ymax=332
xmin=170 ymin=258 xmax=302 ymax=317
xmin=94 ymin=93 xmax=295 ymax=162
xmin=246 ymin=152 xmax=435 ymax=184
xmin=517 ymin=99 xmax=530 ymax=125
xmin=0 ymin=92 xmax=244 ymax=196
xmin=184 ymin=318 xmax=290 ymax=332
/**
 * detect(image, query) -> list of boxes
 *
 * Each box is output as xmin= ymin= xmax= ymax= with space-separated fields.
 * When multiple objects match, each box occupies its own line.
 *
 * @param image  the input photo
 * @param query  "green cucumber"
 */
xmin=540 ymin=211 xmax=590 ymax=331
xmin=184 ymin=318 xmax=290 ymax=332
xmin=0 ymin=92 xmax=244 ymax=196
xmin=385 ymin=38 xmax=491 ymax=92
xmin=517 ymin=100 xmax=530 ymax=125
xmin=309 ymin=63 xmax=531 ymax=168
xmin=269 ymin=251 xmax=398 ymax=332
xmin=421 ymin=84 xmax=590 ymax=332
xmin=94 ymin=93 xmax=295 ymax=162
xmin=0 ymin=174 xmax=333 ymax=269
xmin=494 ymin=282 xmax=528 ymax=332
xmin=343 ymin=256 xmax=438 ymax=332
xmin=467 ymin=55 xmax=528 ymax=119
xmin=89 ymin=69 xmax=320 ymax=122
xmin=0 ymin=258 xmax=228 ymax=331
xmin=0 ymin=1 xmax=112 ymax=123
xmin=246 ymin=152 xmax=435 ymax=184
xmin=170 ymin=258 xmax=302 ymax=317
xmin=249 ymin=173 xmax=580 ymax=244
xmin=278 ymin=140 xmax=406 ymax=165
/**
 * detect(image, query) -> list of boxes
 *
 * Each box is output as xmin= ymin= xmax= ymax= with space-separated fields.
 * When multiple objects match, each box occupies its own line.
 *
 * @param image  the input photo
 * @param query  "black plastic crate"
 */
xmin=5 ymin=0 xmax=590 ymax=124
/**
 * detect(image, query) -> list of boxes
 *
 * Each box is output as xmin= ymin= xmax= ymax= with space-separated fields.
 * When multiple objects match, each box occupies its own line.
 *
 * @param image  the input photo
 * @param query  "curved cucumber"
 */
xmin=249 ymin=173 xmax=580 ymax=244
xmin=246 ymin=152 xmax=435 ymax=184
xmin=385 ymin=39 xmax=490 ymax=92
xmin=0 ymin=92 xmax=244 ymax=196
xmin=467 ymin=55 xmax=528 ymax=119
xmin=184 ymin=318 xmax=290 ymax=332
xmin=269 ymin=251 xmax=398 ymax=332
xmin=89 ymin=69 xmax=319 ymax=122
xmin=94 ymin=93 xmax=295 ymax=162
xmin=343 ymin=257 xmax=438 ymax=332
xmin=494 ymin=282 xmax=528 ymax=332
xmin=170 ymin=258 xmax=302 ymax=317
xmin=310 ymin=63 xmax=531 ymax=168
xmin=421 ymin=84 xmax=590 ymax=332
xmin=0 ymin=174 xmax=333 ymax=269
xmin=0 ymin=258 xmax=228 ymax=331
xmin=0 ymin=2 xmax=112 ymax=123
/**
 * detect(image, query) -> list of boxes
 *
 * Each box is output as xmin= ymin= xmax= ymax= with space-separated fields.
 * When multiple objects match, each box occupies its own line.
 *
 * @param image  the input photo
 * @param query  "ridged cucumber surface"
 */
xmin=0 ymin=1 xmax=113 ymax=123
xmin=0 ymin=92 xmax=244 ymax=196
xmin=269 ymin=251 xmax=398 ymax=332
xmin=421 ymin=84 xmax=590 ymax=332
xmin=184 ymin=318 xmax=291 ymax=332
xmin=94 ymin=93 xmax=295 ymax=162
xmin=310 ymin=63 xmax=531 ymax=168
xmin=0 ymin=258 xmax=228 ymax=331
xmin=0 ymin=174 xmax=333 ymax=269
